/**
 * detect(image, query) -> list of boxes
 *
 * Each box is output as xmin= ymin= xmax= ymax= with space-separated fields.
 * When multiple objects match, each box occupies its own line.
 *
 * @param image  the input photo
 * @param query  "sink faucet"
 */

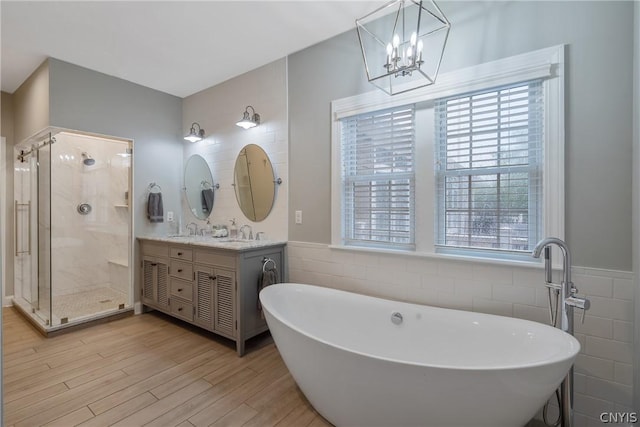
xmin=532 ymin=237 xmax=590 ymax=427
xmin=186 ymin=222 xmax=198 ymax=236
xmin=239 ymin=224 xmax=253 ymax=240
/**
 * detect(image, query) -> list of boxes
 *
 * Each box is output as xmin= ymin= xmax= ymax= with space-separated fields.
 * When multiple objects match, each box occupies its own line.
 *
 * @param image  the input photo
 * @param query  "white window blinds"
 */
xmin=435 ymin=80 xmax=543 ymax=252
xmin=341 ymin=106 xmax=415 ymax=249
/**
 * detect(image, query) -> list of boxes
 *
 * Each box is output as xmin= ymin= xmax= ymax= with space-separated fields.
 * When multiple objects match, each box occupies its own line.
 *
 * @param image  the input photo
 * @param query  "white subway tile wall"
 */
xmin=287 ymin=241 xmax=635 ymax=425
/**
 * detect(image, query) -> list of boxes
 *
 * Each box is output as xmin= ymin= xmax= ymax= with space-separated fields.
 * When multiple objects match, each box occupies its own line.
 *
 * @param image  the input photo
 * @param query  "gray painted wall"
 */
xmin=1 ymin=92 xmax=15 ymax=298
xmin=288 ymin=1 xmax=635 ymax=271
xmin=48 ymin=58 xmax=183 ymax=304
xmin=13 ymin=60 xmax=49 ymax=144
xmin=633 ymin=0 xmax=640 ymax=412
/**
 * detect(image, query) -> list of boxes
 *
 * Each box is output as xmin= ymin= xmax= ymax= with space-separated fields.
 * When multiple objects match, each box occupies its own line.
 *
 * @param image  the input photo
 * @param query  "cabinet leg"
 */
xmin=236 ymin=339 xmax=245 ymax=357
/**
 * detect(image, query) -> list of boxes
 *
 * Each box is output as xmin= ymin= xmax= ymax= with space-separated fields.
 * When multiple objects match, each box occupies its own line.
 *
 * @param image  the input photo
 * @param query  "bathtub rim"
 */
xmin=260 ymin=282 xmax=581 ymax=372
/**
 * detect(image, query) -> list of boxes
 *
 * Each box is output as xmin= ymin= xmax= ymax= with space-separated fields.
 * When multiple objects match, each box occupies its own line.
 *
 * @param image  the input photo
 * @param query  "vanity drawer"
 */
xmin=194 ymin=250 xmax=235 ymax=268
xmin=141 ymin=241 xmax=169 ymax=258
xmin=170 ymin=278 xmax=193 ymax=302
xmin=170 ymin=247 xmax=193 ymax=261
xmin=170 ymin=299 xmax=193 ymax=322
xmin=170 ymin=260 xmax=193 ymax=280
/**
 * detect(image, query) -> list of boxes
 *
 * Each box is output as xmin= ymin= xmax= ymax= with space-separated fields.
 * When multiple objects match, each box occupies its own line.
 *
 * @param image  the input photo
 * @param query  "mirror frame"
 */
xmin=184 ymin=154 xmax=214 ymax=220
xmin=233 ymin=144 xmax=276 ymax=222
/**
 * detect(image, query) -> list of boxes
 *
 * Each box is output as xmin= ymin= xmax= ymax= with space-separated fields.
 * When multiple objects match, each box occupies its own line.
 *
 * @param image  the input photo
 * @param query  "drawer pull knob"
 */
xmin=178 ymin=269 xmax=183 ymax=273
xmin=209 ymin=275 xmax=217 ymax=280
xmin=177 ymin=252 xmax=183 ymax=255
xmin=177 ymin=288 xmax=183 ymax=292
xmin=178 ymin=307 xmax=183 ymax=311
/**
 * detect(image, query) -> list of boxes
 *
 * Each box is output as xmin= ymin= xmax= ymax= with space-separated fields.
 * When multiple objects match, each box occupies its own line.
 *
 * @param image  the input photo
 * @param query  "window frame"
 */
xmin=331 ymin=45 xmax=565 ymax=263
xmin=340 ymin=105 xmax=417 ymax=250
xmin=434 ymin=80 xmax=544 ymax=255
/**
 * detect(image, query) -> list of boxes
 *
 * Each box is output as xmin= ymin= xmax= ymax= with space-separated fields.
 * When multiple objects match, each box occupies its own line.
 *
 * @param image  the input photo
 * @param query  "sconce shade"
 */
xmin=184 ymin=122 xmax=205 ymax=142
xmin=236 ymin=106 xmax=260 ymax=129
xmin=356 ymin=0 xmax=450 ymax=96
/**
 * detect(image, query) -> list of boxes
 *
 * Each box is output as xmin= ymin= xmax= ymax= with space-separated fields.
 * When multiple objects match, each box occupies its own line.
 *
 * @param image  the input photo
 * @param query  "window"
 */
xmin=331 ymin=45 xmax=564 ymax=263
xmin=435 ymin=81 xmax=543 ymax=253
xmin=340 ymin=106 xmax=415 ymax=249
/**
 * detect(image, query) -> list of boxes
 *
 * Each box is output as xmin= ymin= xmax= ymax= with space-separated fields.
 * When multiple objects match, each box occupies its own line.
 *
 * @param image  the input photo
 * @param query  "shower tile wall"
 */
xmin=51 ymin=133 xmax=130 ymax=299
xmin=288 ymin=241 xmax=634 ymax=426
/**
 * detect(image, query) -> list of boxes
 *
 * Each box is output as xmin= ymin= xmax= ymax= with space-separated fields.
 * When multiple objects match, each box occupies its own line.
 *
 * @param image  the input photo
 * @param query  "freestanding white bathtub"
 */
xmin=260 ymin=283 xmax=580 ymax=427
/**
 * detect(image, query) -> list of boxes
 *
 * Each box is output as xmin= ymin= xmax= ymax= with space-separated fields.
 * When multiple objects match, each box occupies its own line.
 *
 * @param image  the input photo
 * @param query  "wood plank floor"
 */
xmin=3 ymin=307 xmax=333 ymax=427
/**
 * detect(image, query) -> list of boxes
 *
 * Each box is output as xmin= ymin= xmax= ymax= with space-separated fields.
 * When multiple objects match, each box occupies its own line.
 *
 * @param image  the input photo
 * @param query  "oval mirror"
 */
xmin=233 ymin=144 xmax=276 ymax=222
xmin=184 ymin=154 xmax=214 ymax=220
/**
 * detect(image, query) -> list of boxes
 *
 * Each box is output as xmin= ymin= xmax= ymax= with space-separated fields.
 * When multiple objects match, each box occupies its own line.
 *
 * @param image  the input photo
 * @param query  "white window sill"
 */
xmin=328 ymin=244 xmax=548 ymax=270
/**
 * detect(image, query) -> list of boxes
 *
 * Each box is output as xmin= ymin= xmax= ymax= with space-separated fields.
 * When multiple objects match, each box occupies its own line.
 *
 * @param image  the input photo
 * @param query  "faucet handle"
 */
xmin=566 ymin=296 xmax=591 ymax=324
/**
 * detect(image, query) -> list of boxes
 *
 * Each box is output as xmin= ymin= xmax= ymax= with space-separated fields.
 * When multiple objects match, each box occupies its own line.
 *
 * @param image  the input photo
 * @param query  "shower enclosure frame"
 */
xmin=12 ymin=126 xmax=134 ymax=333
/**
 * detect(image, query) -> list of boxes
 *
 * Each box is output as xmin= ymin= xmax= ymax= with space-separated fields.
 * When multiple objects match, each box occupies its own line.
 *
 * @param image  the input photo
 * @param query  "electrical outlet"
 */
xmin=295 ymin=210 xmax=302 ymax=224
xmin=167 ymin=211 xmax=174 ymax=222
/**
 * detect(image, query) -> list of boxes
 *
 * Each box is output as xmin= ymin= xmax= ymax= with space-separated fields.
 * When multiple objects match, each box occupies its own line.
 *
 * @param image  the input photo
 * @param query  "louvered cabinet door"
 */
xmin=156 ymin=261 xmax=169 ymax=310
xmin=214 ymin=268 xmax=236 ymax=338
xmin=142 ymin=256 xmax=169 ymax=310
xmin=142 ymin=258 xmax=156 ymax=305
xmin=194 ymin=266 xmax=214 ymax=330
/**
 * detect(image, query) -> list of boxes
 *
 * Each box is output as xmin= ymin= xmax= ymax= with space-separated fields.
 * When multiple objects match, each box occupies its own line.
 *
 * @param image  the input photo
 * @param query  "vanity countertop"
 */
xmin=138 ymin=235 xmax=286 ymax=251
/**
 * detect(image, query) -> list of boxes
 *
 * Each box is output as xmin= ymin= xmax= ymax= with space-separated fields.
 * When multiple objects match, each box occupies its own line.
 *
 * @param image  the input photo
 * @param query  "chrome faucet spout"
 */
xmin=239 ymin=224 xmax=253 ymax=240
xmin=532 ymin=237 xmax=572 ymax=295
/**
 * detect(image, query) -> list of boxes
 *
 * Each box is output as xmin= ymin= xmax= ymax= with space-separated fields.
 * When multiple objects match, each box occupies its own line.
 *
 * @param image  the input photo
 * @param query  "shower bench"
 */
xmin=138 ymin=236 xmax=287 ymax=356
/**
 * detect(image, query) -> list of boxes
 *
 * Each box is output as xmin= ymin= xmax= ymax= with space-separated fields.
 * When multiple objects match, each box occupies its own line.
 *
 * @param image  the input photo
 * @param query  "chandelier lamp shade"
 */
xmin=236 ymin=106 xmax=261 ymax=130
xmin=184 ymin=122 xmax=205 ymax=142
xmin=356 ymin=0 xmax=450 ymax=96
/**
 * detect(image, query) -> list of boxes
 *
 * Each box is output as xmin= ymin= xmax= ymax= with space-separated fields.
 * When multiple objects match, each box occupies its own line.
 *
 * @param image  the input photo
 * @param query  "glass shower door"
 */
xmin=13 ymin=135 xmax=52 ymax=325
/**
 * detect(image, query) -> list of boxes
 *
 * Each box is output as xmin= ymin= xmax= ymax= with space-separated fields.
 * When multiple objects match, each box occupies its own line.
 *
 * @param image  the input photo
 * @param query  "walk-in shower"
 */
xmin=13 ymin=129 xmax=133 ymax=332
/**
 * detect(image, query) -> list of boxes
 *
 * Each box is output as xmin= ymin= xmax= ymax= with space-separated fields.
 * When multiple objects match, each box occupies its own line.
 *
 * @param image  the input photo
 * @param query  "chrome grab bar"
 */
xmin=14 ymin=200 xmax=31 ymax=256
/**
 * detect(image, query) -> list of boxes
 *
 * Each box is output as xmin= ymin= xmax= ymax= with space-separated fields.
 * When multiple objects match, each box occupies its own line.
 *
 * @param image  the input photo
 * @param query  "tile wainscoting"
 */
xmin=287 ymin=241 xmax=635 ymax=426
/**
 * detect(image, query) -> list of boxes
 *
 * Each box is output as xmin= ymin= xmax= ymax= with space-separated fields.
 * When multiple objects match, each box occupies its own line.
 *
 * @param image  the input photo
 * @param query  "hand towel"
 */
xmin=147 ymin=192 xmax=164 ymax=223
xmin=201 ymin=188 xmax=215 ymax=214
xmin=258 ymin=266 xmax=279 ymax=318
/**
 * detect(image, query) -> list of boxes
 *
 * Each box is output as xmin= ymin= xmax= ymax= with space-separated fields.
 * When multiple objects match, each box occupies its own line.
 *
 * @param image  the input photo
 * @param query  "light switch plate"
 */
xmin=167 ymin=211 xmax=174 ymax=222
xmin=295 ymin=210 xmax=302 ymax=224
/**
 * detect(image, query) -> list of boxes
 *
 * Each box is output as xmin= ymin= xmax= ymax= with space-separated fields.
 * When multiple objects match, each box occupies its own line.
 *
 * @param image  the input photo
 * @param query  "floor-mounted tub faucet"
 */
xmin=532 ymin=237 xmax=591 ymax=333
xmin=532 ymin=237 xmax=590 ymax=427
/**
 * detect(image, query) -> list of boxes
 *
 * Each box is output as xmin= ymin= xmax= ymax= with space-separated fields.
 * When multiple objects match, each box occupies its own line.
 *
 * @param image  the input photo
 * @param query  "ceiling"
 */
xmin=1 ymin=1 xmax=387 ymax=98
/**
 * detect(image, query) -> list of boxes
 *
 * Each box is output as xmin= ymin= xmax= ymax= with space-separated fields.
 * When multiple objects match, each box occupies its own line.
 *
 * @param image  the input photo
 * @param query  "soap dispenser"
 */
xmin=229 ymin=218 xmax=238 ymax=238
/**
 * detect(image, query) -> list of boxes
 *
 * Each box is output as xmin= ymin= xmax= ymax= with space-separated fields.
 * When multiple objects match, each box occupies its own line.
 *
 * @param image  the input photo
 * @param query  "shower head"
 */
xmin=81 ymin=152 xmax=95 ymax=166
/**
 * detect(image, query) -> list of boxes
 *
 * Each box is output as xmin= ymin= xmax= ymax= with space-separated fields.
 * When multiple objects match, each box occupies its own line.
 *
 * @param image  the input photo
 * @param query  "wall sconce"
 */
xmin=236 ymin=106 xmax=260 ymax=130
xmin=184 ymin=122 xmax=205 ymax=142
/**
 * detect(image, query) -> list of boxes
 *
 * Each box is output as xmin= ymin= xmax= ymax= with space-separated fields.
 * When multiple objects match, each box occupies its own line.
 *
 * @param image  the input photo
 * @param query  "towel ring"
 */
xmin=148 ymin=182 xmax=162 ymax=193
xmin=262 ymin=257 xmax=277 ymax=273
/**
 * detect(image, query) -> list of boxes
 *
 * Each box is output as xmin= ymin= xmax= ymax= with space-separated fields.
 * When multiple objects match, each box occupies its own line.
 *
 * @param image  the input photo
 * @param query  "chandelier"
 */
xmin=356 ymin=0 xmax=450 ymax=96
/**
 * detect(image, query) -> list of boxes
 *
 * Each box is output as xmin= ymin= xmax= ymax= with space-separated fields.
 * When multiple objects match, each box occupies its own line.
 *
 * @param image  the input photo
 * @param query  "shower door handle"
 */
xmin=14 ymin=200 xmax=31 ymax=256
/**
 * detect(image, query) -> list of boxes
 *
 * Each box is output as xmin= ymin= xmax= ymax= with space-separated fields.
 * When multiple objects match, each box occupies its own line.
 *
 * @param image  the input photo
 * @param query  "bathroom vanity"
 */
xmin=138 ymin=236 xmax=286 ymax=356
